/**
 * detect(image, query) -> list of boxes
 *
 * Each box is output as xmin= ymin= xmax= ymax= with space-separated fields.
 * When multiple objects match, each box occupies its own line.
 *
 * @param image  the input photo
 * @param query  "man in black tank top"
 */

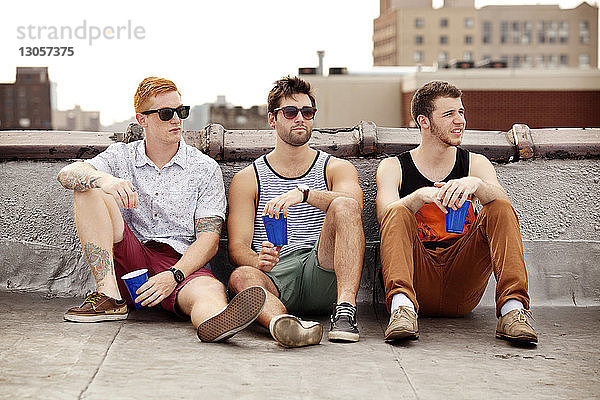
xmin=227 ymin=76 xmax=366 ymax=348
xmin=376 ymin=81 xmax=537 ymax=344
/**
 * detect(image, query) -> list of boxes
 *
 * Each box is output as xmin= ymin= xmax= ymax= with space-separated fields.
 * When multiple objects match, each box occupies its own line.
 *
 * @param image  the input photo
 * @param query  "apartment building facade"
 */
xmin=373 ymin=0 xmax=598 ymax=68
xmin=0 ymin=67 xmax=52 ymax=130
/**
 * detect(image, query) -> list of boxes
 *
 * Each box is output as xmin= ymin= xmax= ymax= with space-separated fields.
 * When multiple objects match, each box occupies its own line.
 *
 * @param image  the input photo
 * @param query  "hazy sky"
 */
xmin=0 ymin=0 xmax=596 ymax=125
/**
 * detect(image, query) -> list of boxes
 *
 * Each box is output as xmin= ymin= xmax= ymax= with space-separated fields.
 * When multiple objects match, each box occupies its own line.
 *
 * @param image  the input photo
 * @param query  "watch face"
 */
xmin=172 ymin=269 xmax=185 ymax=283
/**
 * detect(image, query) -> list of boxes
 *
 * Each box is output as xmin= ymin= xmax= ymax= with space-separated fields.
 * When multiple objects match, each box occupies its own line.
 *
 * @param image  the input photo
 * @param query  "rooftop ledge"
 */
xmin=1 ymin=122 xmax=599 ymax=162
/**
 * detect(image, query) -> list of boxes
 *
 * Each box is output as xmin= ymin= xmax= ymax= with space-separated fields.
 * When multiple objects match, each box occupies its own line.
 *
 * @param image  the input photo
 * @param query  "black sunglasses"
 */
xmin=141 ymin=105 xmax=190 ymax=121
xmin=273 ymin=106 xmax=317 ymax=120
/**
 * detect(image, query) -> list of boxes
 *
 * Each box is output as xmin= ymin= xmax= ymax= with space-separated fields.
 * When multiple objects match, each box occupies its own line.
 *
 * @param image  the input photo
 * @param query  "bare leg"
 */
xmin=317 ymin=197 xmax=365 ymax=306
xmin=228 ymin=266 xmax=285 ymax=328
xmin=175 ymin=276 xmax=228 ymax=328
xmin=73 ymin=189 xmax=124 ymax=299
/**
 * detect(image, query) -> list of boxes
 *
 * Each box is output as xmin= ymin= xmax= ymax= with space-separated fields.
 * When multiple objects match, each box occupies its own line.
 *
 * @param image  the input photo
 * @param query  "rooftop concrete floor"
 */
xmin=0 ymin=292 xmax=598 ymax=400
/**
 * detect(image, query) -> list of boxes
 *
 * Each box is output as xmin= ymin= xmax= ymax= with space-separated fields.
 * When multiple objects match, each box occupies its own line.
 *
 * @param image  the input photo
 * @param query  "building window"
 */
xmin=579 ymin=54 xmax=590 ymax=67
xmin=440 ymin=35 xmax=448 ymax=45
xmin=579 ymin=21 xmax=590 ymax=44
xmin=559 ymin=21 xmax=569 ymax=43
xmin=465 ymin=18 xmax=474 ymax=28
xmin=464 ymin=51 xmax=473 ymax=61
xmin=415 ymin=18 xmax=424 ymax=28
xmin=523 ymin=55 xmax=533 ymax=68
xmin=501 ymin=22 xmax=509 ymax=44
xmin=536 ymin=54 xmax=545 ymax=68
xmin=414 ymin=51 xmax=423 ymax=63
xmin=560 ymin=54 xmax=568 ymax=67
xmin=415 ymin=35 xmax=424 ymax=45
xmin=483 ymin=21 xmax=492 ymax=44
xmin=440 ymin=18 xmax=448 ymax=28
xmin=438 ymin=51 xmax=448 ymax=63
xmin=512 ymin=21 xmax=520 ymax=44
xmin=548 ymin=21 xmax=558 ymax=43
xmin=522 ymin=22 xmax=532 ymax=44
xmin=537 ymin=22 xmax=545 ymax=43
xmin=548 ymin=54 xmax=558 ymax=67
xmin=500 ymin=54 xmax=509 ymax=64
xmin=465 ymin=35 xmax=473 ymax=44
xmin=513 ymin=55 xmax=521 ymax=68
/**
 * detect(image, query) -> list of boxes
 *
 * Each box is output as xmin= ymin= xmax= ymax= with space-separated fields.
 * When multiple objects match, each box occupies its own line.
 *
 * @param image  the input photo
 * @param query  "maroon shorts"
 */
xmin=113 ymin=222 xmax=214 ymax=317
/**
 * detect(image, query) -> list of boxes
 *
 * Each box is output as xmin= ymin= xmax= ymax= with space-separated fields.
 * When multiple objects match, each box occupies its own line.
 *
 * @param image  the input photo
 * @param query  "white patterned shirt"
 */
xmin=87 ymin=138 xmax=226 ymax=255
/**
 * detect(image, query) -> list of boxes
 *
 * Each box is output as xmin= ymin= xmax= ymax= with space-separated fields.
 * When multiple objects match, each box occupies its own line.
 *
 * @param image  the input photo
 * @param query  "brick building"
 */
xmin=305 ymin=68 xmax=600 ymax=130
xmin=0 ymin=67 xmax=52 ymax=130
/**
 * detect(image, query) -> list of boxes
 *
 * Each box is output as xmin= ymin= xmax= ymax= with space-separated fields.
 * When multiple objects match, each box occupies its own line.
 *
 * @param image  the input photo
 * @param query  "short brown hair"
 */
xmin=267 ymin=76 xmax=316 ymax=115
xmin=411 ymin=81 xmax=462 ymax=129
xmin=134 ymin=77 xmax=180 ymax=113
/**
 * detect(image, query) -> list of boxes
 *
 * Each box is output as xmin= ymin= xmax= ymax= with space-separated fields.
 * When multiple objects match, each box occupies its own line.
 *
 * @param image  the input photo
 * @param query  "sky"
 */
xmin=0 ymin=0 xmax=597 ymax=126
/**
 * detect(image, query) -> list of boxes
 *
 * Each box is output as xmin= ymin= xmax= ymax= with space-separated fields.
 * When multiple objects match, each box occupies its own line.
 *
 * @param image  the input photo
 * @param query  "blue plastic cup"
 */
xmin=446 ymin=200 xmax=471 ymax=233
xmin=121 ymin=269 xmax=149 ymax=308
xmin=262 ymin=213 xmax=288 ymax=246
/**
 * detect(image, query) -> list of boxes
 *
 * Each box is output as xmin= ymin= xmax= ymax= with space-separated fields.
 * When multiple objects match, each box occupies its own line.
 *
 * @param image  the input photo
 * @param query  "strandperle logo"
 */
xmin=16 ymin=20 xmax=146 ymax=45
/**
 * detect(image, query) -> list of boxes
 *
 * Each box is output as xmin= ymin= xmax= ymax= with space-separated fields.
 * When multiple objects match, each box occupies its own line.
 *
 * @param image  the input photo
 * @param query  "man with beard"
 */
xmin=227 ymin=76 xmax=365 ymax=348
xmin=376 ymin=81 xmax=537 ymax=344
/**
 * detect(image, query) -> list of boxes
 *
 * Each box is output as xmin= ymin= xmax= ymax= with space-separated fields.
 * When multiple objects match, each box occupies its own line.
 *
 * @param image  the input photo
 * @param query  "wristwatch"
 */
xmin=296 ymin=184 xmax=310 ymax=203
xmin=169 ymin=267 xmax=185 ymax=284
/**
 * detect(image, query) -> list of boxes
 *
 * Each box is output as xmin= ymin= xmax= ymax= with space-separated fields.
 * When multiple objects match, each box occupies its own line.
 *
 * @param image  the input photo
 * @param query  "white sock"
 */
xmin=391 ymin=293 xmax=416 ymax=313
xmin=500 ymin=299 xmax=524 ymax=316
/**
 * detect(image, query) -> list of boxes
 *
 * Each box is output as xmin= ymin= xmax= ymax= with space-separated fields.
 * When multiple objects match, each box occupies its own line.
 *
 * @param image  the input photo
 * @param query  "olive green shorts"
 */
xmin=265 ymin=241 xmax=337 ymax=315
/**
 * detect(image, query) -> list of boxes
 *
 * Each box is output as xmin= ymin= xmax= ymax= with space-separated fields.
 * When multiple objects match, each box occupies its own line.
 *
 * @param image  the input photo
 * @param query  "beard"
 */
xmin=430 ymin=119 xmax=461 ymax=147
xmin=279 ymin=124 xmax=312 ymax=147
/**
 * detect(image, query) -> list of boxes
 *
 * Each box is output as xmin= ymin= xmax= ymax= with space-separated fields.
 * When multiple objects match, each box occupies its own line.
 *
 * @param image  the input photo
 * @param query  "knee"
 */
xmin=228 ymin=266 xmax=258 ymax=293
xmin=73 ymin=188 xmax=109 ymax=205
xmin=328 ymin=197 xmax=362 ymax=221
xmin=381 ymin=202 xmax=413 ymax=227
xmin=482 ymin=198 xmax=515 ymax=218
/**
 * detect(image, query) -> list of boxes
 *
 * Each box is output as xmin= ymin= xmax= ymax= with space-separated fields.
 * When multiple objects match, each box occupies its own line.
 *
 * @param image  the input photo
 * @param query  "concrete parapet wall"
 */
xmin=1 ymin=126 xmax=599 ymax=307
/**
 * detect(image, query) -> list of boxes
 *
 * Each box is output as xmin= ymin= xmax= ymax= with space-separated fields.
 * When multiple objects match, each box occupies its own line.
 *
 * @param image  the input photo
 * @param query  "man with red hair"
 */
xmin=58 ymin=77 xmax=265 ymax=342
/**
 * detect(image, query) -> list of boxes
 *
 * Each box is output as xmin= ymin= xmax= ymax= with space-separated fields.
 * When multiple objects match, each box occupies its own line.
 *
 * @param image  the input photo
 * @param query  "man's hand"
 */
xmin=417 ymin=186 xmax=447 ymax=213
xmin=434 ymin=177 xmax=481 ymax=210
xmin=97 ymin=175 xmax=139 ymax=209
xmin=135 ymin=270 xmax=177 ymax=307
xmin=256 ymin=241 xmax=282 ymax=272
xmin=262 ymin=188 xmax=303 ymax=218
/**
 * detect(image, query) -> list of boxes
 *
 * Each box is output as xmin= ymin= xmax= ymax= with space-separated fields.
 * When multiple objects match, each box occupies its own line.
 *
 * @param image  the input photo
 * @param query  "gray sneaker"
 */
xmin=269 ymin=314 xmax=323 ymax=348
xmin=328 ymin=302 xmax=359 ymax=342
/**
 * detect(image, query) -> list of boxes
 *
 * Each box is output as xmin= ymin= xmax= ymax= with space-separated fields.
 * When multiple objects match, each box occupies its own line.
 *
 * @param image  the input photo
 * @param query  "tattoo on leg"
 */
xmin=83 ymin=243 xmax=113 ymax=285
xmin=195 ymin=216 xmax=223 ymax=236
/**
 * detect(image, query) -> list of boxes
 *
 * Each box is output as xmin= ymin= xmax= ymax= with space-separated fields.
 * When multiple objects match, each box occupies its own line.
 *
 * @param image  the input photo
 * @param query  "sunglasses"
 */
xmin=273 ymin=106 xmax=317 ymax=120
xmin=141 ymin=105 xmax=190 ymax=121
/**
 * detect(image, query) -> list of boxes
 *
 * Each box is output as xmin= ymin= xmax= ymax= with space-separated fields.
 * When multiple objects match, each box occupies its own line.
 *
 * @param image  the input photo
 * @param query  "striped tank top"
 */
xmin=252 ymin=150 xmax=331 ymax=257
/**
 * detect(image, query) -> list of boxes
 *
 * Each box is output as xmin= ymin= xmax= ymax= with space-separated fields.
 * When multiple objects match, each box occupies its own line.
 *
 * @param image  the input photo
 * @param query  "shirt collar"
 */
xmin=134 ymin=138 xmax=188 ymax=169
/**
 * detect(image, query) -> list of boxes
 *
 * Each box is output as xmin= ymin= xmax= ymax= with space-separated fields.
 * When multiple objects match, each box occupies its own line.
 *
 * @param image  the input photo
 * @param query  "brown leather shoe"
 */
xmin=496 ymin=309 xmax=538 ymax=344
xmin=64 ymin=291 xmax=128 ymax=322
xmin=384 ymin=306 xmax=419 ymax=341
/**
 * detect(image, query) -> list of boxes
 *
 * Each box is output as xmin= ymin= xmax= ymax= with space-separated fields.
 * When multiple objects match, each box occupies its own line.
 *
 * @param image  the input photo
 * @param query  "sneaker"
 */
xmin=328 ymin=302 xmax=359 ymax=342
xmin=269 ymin=314 xmax=323 ymax=348
xmin=384 ymin=306 xmax=419 ymax=341
xmin=197 ymin=286 xmax=267 ymax=343
xmin=496 ymin=308 xmax=538 ymax=344
xmin=63 ymin=291 xmax=128 ymax=322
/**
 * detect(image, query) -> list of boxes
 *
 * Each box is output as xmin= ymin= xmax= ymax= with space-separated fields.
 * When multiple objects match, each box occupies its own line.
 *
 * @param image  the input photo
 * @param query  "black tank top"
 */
xmin=397 ymin=147 xmax=475 ymax=246
xmin=398 ymin=147 xmax=470 ymax=197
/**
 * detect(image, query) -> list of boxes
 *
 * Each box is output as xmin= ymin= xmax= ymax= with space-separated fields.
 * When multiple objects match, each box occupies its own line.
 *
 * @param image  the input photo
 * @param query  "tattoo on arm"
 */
xmin=195 ymin=216 xmax=224 ymax=236
xmin=59 ymin=170 xmax=100 ymax=191
xmin=83 ymin=243 xmax=113 ymax=286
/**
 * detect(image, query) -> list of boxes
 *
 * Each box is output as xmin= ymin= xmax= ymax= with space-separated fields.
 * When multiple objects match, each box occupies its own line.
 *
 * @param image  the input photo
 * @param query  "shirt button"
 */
xmin=158 ymin=172 xmax=162 ymax=176
xmin=155 ymin=193 xmax=158 ymax=196
xmin=154 ymin=213 xmax=158 ymax=217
